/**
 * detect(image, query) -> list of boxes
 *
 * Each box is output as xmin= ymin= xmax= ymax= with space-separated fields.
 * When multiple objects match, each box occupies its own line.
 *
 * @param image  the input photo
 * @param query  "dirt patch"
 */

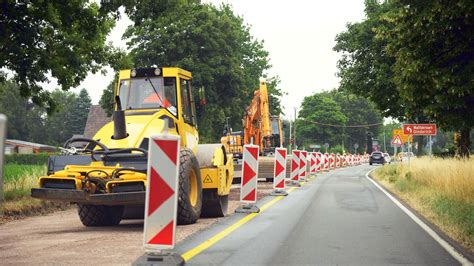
xmin=0 ymin=181 xmax=275 ymax=265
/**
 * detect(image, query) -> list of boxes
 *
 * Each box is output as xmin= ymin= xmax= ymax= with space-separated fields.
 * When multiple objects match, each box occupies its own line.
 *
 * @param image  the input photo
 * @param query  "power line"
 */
xmin=299 ymin=118 xmax=383 ymax=128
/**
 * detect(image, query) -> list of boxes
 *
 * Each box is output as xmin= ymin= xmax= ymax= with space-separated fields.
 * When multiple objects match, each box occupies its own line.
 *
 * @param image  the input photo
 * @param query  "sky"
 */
xmin=55 ymin=1 xmax=367 ymax=120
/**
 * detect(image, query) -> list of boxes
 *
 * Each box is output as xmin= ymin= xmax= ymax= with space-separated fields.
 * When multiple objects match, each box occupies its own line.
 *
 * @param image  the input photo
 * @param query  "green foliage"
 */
xmin=0 ymin=80 xmax=92 ymax=146
xmin=334 ymin=0 xmax=403 ymax=119
xmin=0 ymin=1 xmax=120 ymax=111
xmin=335 ymin=0 xmax=474 ymax=157
xmin=122 ymin=2 xmax=281 ymax=142
xmin=296 ymin=93 xmax=347 ymax=147
xmin=295 ymin=90 xmax=382 ymax=153
xmin=329 ymin=144 xmax=345 ymax=154
xmin=3 ymin=164 xmax=46 ymax=201
xmin=4 ymin=154 xmax=50 ymax=166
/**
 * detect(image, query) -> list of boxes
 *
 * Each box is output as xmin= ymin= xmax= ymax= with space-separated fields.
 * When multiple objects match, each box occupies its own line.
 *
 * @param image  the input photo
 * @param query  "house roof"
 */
xmin=5 ymin=139 xmax=56 ymax=150
xmin=83 ymin=105 xmax=111 ymax=138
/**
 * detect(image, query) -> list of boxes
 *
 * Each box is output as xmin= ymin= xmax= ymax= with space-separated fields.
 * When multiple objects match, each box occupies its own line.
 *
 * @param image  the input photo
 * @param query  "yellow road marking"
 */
xmin=181 ymin=185 xmax=300 ymax=261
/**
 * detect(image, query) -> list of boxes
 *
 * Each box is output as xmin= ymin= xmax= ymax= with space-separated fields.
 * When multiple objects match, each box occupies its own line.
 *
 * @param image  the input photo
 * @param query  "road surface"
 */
xmin=176 ymin=164 xmax=462 ymax=265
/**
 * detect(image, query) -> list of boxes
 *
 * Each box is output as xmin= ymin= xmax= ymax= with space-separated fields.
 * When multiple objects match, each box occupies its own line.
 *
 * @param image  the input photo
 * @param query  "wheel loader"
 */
xmin=31 ymin=67 xmax=234 ymax=226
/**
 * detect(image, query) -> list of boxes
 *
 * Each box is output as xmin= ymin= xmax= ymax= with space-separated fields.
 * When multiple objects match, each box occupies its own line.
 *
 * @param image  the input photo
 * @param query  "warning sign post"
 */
xmin=270 ymin=148 xmax=288 ymax=196
xmin=133 ymin=133 xmax=184 ymax=266
xmin=236 ymin=144 xmax=260 ymax=213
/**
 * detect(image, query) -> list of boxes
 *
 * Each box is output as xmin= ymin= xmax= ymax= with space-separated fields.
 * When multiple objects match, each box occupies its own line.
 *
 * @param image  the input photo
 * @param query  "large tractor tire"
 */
xmin=77 ymin=204 xmax=124 ymax=227
xmin=177 ymin=148 xmax=203 ymax=225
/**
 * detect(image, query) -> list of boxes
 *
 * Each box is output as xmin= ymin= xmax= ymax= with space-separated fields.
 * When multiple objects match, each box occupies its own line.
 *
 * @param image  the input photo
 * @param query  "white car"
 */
xmin=383 ymin=153 xmax=391 ymax=164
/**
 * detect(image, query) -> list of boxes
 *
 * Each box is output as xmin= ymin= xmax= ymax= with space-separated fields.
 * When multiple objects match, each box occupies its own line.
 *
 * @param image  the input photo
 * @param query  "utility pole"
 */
xmin=293 ymin=107 xmax=297 ymax=150
xmin=383 ymin=132 xmax=386 ymax=152
xmin=289 ymin=118 xmax=292 ymax=152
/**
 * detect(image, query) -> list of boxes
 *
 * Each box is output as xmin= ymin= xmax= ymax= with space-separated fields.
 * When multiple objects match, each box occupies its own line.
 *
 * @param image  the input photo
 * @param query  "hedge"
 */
xmin=4 ymin=153 xmax=51 ymax=165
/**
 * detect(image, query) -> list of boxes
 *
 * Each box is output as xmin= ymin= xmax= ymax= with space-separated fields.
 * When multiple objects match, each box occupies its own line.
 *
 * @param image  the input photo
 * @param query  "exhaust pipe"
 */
xmin=113 ymin=96 xmax=128 ymax=140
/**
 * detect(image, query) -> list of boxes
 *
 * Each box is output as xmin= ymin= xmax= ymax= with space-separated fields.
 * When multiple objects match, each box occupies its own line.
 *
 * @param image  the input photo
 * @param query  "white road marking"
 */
xmin=365 ymin=168 xmax=472 ymax=266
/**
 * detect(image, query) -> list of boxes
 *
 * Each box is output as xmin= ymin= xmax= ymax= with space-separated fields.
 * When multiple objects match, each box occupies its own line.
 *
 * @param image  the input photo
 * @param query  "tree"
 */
xmin=334 ymin=0 xmax=404 ymax=119
xmin=335 ymin=0 xmax=474 ymax=157
xmin=378 ymin=0 xmax=474 ymax=157
xmin=0 ymin=1 xmax=119 ymax=111
xmin=70 ymin=89 xmax=92 ymax=135
xmin=122 ymin=2 xmax=281 ymax=142
xmin=295 ymin=94 xmax=348 ymax=148
xmin=44 ymin=90 xmax=78 ymax=145
xmin=327 ymin=90 xmax=383 ymax=153
xmin=0 ymin=79 xmax=46 ymax=142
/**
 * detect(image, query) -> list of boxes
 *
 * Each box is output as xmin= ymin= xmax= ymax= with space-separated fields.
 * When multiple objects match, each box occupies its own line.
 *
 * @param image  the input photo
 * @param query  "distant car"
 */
xmin=369 ymin=151 xmax=385 ymax=165
xmin=383 ymin=153 xmax=391 ymax=164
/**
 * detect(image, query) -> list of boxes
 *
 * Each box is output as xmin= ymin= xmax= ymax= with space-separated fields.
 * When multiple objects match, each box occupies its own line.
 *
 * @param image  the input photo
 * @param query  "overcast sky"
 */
xmin=66 ymin=1 xmax=366 ymax=119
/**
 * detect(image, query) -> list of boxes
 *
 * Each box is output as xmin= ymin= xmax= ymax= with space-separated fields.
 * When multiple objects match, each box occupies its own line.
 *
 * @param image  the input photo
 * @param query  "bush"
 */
xmin=4 ymin=153 xmax=51 ymax=165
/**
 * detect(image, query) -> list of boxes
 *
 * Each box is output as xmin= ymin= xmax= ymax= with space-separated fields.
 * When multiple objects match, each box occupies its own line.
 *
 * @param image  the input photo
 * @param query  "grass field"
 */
xmin=373 ymin=157 xmax=474 ymax=255
xmin=1 ymin=164 xmax=69 ymax=222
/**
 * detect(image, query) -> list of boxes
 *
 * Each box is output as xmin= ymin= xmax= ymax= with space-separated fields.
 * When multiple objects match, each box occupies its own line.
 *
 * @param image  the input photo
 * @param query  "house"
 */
xmin=83 ymin=105 xmax=111 ymax=138
xmin=5 ymin=139 xmax=56 ymax=154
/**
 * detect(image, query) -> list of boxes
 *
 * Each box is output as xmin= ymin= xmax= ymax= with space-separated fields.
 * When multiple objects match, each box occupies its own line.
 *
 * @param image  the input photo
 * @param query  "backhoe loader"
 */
xmin=31 ymin=67 xmax=234 ymax=226
xmin=221 ymin=78 xmax=283 ymax=157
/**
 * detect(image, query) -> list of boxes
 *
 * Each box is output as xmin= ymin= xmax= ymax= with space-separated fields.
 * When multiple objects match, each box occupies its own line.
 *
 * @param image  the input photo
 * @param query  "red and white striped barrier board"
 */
xmin=316 ymin=152 xmax=322 ymax=172
xmin=291 ymin=150 xmax=300 ymax=182
xmin=330 ymin=153 xmax=335 ymax=169
xmin=299 ymin=151 xmax=308 ymax=181
xmin=144 ymin=134 xmax=180 ymax=250
xmin=310 ymin=152 xmax=317 ymax=174
xmin=273 ymin=148 xmax=287 ymax=190
xmin=336 ymin=153 xmax=341 ymax=168
xmin=351 ymin=155 xmax=354 ymax=166
xmin=240 ymin=144 xmax=259 ymax=203
xmin=324 ymin=153 xmax=329 ymax=171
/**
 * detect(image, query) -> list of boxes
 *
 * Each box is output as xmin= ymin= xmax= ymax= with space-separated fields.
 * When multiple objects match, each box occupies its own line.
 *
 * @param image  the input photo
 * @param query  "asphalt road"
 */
xmin=176 ymin=164 xmax=461 ymax=265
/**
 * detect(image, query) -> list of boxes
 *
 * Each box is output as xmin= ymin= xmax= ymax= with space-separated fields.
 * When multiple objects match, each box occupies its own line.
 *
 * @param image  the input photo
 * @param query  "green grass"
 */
xmin=3 ymin=164 xmax=46 ymax=201
xmin=1 ymin=163 xmax=70 ymax=223
xmin=373 ymin=157 xmax=474 ymax=254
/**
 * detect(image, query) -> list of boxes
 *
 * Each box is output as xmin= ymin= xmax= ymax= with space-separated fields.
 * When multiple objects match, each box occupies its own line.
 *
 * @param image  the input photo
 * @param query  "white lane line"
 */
xmin=365 ymin=168 xmax=472 ymax=266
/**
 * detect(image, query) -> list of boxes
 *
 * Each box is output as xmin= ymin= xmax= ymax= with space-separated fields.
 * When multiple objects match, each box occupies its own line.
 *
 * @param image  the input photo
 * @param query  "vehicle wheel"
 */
xmin=266 ymin=177 xmax=273 ymax=183
xmin=201 ymin=190 xmax=229 ymax=217
xmin=177 ymin=148 xmax=203 ymax=225
xmin=77 ymin=204 xmax=124 ymax=227
xmin=369 ymin=163 xmax=373 ymax=165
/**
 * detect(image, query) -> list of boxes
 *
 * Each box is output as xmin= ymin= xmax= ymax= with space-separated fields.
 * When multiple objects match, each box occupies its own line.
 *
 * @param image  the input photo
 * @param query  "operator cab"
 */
xmin=116 ymin=67 xmax=197 ymax=126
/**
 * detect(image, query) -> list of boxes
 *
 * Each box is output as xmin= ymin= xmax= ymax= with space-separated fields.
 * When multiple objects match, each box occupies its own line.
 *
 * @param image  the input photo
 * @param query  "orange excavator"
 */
xmin=221 ymin=78 xmax=283 ymax=158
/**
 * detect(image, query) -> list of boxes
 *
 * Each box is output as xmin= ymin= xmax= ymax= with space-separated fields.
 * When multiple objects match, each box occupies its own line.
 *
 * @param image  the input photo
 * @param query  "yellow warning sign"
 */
xmin=203 ymin=175 xmax=213 ymax=183
xmin=392 ymin=129 xmax=413 ymax=143
xmin=391 ymin=135 xmax=403 ymax=146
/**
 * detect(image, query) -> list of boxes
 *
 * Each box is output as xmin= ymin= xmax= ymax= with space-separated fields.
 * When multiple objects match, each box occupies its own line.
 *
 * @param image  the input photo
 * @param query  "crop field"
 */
xmin=373 ymin=157 xmax=474 ymax=254
xmin=4 ymin=164 xmax=46 ymax=200
xmin=1 ymin=164 xmax=68 ymax=222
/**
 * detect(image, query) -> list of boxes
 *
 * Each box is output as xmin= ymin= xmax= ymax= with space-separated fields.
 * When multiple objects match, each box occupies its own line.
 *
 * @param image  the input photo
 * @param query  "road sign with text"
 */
xmin=403 ymin=124 xmax=437 ymax=136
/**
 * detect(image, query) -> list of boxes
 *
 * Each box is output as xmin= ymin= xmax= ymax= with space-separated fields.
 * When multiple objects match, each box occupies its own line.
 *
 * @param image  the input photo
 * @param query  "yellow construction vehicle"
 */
xmin=221 ymin=78 xmax=283 ymax=157
xmin=31 ymin=67 xmax=234 ymax=226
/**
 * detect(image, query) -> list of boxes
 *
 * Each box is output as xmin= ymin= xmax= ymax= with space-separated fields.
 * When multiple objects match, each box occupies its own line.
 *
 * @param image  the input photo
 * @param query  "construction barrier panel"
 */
xmin=299 ymin=151 xmax=308 ymax=181
xmin=310 ymin=152 xmax=317 ymax=175
xmin=330 ymin=153 xmax=335 ymax=169
xmin=240 ymin=144 xmax=260 ymax=203
xmin=143 ymin=134 xmax=180 ymax=250
xmin=335 ymin=153 xmax=340 ymax=168
xmin=273 ymin=148 xmax=287 ymax=190
xmin=291 ymin=150 xmax=301 ymax=182
xmin=316 ymin=152 xmax=322 ymax=172
xmin=324 ymin=153 xmax=329 ymax=171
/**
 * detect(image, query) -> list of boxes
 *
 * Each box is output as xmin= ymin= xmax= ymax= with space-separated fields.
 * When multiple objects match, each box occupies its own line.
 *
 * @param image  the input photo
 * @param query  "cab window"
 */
xmin=180 ymin=78 xmax=194 ymax=125
xmin=118 ymin=77 xmax=177 ymax=116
